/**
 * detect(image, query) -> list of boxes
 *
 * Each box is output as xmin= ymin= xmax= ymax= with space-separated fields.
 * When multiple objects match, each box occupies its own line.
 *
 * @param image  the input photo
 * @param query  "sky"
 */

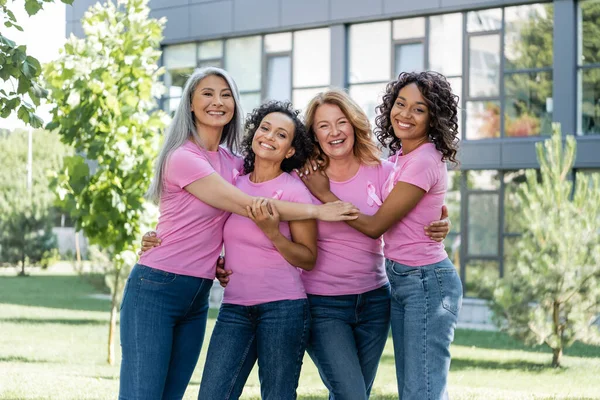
xmin=2 ymin=0 xmax=67 ymax=130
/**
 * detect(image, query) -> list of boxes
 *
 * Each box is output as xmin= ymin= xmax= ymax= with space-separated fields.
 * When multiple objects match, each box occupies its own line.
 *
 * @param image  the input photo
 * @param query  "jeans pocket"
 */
xmin=434 ymin=267 xmax=462 ymax=316
xmin=141 ymin=266 xmax=178 ymax=286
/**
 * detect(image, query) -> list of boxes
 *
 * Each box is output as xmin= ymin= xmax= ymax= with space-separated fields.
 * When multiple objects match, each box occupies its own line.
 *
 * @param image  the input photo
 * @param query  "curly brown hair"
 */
xmin=375 ymin=71 xmax=459 ymax=164
xmin=241 ymin=101 xmax=313 ymax=175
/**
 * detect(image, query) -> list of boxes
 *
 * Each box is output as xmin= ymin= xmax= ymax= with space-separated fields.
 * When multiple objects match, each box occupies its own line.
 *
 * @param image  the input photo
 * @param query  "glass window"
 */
xmin=503 ymin=169 xmax=528 ymax=233
xmin=429 ymin=13 xmax=463 ymax=76
xmin=239 ymin=93 xmax=261 ymax=118
xmin=579 ymin=68 xmax=600 ymax=135
xmin=469 ymin=34 xmax=501 ymax=98
xmin=504 ymin=4 xmax=553 ymax=70
xmin=468 ymin=193 xmax=499 ymax=256
xmin=349 ymin=21 xmax=391 ymax=83
xmin=293 ymin=87 xmax=328 ymax=114
xmin=293 ymin=29 xmax=330 ymax=88
xmin=580 ymin=0 xmax=600 ymax=65
xmin=466 ymin=101 xmax=500 ymax=139
xmin=466 ymin=170 xmax=501 ymax=190
xmin=467 ymin=8 xmax=502 ymax=33
xmin=225 ymin=36 xmax=262 ymax=92
xmin=266 ymin=56 xmax=291 ymax=101
xmin=198 ymin=40 xmax=223 ymax=60
xmin=394 ymin=43 xmax=424 ymax=75
xmin=164 ymin=43 xmax=196 ymax=69
xmin=349 ymin=83 xmax=386 ymax=127
xmin=444 ymin=171 xmax=462 ymax=265
xmin=265 ymin=32 xmax=292 ymax=53
xmin=392 ymin=17 xmax=425 ymax=40
xmin=504 ymin=71 xmax=553 ymax=137
xmin=465 ymin=260 xmax=499 ymax=298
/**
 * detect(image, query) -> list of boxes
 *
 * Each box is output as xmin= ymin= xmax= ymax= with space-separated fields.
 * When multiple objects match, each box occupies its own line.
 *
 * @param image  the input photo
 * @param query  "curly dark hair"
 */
xmin=241 ymin=101 xmax=313 ymax=175
xmin=375 ymin=71 xmax=459 ymax=164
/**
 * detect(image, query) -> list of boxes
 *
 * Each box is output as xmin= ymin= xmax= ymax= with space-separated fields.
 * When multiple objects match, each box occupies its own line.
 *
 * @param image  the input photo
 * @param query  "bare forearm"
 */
xmin=272 ymin=200 xmax=317 ymax=222
xmin=269 ymin=232 xmax=317 ymax=271
xmin=316 ymin=191 xmax=383 ymax=238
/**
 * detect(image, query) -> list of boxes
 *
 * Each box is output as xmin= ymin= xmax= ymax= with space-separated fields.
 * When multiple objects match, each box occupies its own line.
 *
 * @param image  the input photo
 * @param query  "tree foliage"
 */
xmin=489 ymin=124 xmax=600 ymax=368
xmin=44 ymin=0 xmax=168 ymax=364
xmin=0 ymin=129 xmax=71 ymax=273
xmin=0 ymin=0 xmax=74 ymax=127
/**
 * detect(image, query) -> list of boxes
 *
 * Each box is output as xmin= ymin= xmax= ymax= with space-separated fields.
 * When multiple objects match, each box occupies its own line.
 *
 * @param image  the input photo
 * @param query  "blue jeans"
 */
xmin=198 ymin=299 xmax=310 ymax=400
xmin=306 ymin=284 xmax=391 ymax=400
xmin=119 ymin=264 xmax=213 ymax=400
xmin=386 ymin=258 xmax=462 ymax=400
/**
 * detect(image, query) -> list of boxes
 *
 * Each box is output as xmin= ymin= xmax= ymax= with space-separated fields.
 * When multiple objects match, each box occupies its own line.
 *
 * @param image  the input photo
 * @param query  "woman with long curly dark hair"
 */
xmin=299 ymin=71 xmax=462 ymax=399
xmin=197 ymin=100 xmax=318 ymax=399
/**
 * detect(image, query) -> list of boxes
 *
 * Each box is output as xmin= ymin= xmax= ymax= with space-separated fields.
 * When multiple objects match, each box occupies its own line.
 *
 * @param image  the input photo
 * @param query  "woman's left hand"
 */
xmin=247 ymin=198 xmax=281 ymax=240
xmin=424 ymin=205 xmax=451 ymax=242
xmin=296 ymin=160 xmax=331 ymax=201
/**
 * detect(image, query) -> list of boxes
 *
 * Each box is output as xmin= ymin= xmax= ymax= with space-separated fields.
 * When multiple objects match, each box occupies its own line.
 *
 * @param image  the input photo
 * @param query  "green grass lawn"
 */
xmin=1 ymin=267 xmax=600 ymax=400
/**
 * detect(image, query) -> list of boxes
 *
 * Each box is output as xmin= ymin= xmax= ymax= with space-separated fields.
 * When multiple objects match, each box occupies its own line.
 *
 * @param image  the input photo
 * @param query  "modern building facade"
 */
xmin=66 ymin=0 xmax=600 ymax=300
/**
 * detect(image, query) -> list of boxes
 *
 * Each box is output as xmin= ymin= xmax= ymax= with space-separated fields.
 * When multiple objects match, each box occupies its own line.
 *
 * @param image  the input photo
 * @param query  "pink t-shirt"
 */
xmin=383 ymin=143 xmax=448 ymax=267
xmin=139 ymin=140 xmax=243 ymax=279
xmin=222 ymin=172 xmax=313 ymax=306
xmin=299 ymin=161 xmax=394 ymax=296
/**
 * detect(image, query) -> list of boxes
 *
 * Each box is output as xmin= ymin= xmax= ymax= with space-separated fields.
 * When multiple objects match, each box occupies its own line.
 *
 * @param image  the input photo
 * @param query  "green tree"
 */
xmin=0 ymin=129 xmax=71 ymax=274
xmin=490 ymin=124 xmax=600 ymax=368
xmin=44 ymin=0 xmax=168 ymax=364
xmin=0 ymin=0 xmax=74 ymax=127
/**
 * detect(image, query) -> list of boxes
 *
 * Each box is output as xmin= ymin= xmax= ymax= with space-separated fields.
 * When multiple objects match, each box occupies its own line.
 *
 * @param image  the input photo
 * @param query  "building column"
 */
xmin=330 ymin=24 xmax=347 ymax=89
xmin=552 ymin=0 xmax=577 ymax=135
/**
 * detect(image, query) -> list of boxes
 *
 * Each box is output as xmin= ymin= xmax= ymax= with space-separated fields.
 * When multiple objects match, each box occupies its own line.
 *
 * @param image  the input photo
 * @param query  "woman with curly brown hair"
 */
xmin=300 ymin=71 xmax=462 ymax=400
xmin=197 ymin=100 xmax=317 ymax=400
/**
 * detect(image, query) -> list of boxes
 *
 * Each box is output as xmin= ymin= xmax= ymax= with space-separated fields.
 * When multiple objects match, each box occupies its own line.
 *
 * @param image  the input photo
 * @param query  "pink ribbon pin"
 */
xmin=272 ymin=189 xmax=283 ymax=200
xmin=366 ymin=181 xmax=382 ymax=207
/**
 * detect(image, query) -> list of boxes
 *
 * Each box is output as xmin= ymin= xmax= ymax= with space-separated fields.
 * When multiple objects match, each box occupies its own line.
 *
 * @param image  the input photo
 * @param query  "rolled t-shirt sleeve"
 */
xmin=396 ymin=154 xmax=439 ymax=193
xmin=165 ymin=148 xmax=216 ymax=189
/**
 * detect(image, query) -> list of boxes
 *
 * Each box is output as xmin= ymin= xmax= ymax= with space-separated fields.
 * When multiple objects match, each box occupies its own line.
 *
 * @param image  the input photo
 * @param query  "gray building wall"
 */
xmin=66 ymin=0 xmax=600 ymax=170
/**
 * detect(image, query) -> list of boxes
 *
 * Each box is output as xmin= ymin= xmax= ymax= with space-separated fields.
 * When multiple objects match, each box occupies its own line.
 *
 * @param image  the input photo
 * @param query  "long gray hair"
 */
xmin=146 ymin=67 xmax=244 ymax=203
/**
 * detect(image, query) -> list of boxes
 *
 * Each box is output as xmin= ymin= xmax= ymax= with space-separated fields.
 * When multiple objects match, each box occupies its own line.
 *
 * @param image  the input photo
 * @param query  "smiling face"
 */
xmin=390 ymin=82 xmax=431 ymax=142
xmin=190 ymin=74 xmax=235 ymax=130
xmin=251 ymin=112 xmax=296 ymax=165
xmin=312 ymin=103 xmax=355 ymax=160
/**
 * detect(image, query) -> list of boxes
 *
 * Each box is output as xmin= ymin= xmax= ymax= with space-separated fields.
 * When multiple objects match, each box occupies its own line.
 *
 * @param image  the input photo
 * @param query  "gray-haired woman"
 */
xmin=118 ymin=67 xmax=358 ymax=400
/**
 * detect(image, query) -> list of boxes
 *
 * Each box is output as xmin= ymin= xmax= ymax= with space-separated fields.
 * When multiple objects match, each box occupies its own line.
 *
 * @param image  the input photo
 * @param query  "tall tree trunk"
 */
xmin=552 ymin=300 xmax=562 ymax=368
xmin=20 ymin=246 xmax=26 ymax=276
xmin=107 ymin=271 xmax=121 ymax=365
xmin=75 ymin=231 xmax=82 ymax=271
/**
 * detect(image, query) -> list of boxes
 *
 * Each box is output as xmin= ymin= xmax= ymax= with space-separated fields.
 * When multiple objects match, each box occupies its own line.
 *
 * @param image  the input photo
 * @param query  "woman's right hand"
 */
xmin=316 ymin=201 xmax=360 ymax=222
xmin=138 ymin=231 xmax=161 ymax=255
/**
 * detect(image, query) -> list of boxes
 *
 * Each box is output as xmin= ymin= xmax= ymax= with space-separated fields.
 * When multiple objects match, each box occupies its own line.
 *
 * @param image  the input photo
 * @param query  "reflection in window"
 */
xmin=164 ymin=44 xmax=196 ymax=69
xmin=503 ymin=170 xmax=528 ymax=233
xmin=265 ymin=32 xmax=292 ymax=53
xmin=467 ymin=170 xmax=501 ymax=190
xmin=392 ymin=17 xmax=425 ymax=39
xmin=239 ymin=93 xmax=261 ymax=119
xmin=467 ymin=8 xmax=502 ymax=32
xmin=429 ymin=13 xmax=463 ymax=76
xmin=198 ymin=40 xmax=223 ymax=60
xmin=579 ymin=68 xmax=600 ymax=135
xmin=444 ymin=171 xmax=462 ymax=266
xmin=349 ymin=83 xmax=386 ymax=128
xmin=293 ymin=29 xmax=330 ymax=88
xmin=395 ymin=43 xmax=424 ymax=75
xmin=504 ymin=4 xmax=553 ymax=70
xmin=469 ymin=35 xmax=500 ymax=98
xmin=504 ymin=71 xmax=553 ymax=137
xmin=466 ymin=101 xmax=500 ymax=139
xmin=349 ymin=21 xmax=391 ymax=83
xmin=465 ymin=260 xmax=499 ymax=298
xmin=266 ymin=56 xmax=291 ymax=101
xmin=580 ymin=0 xmax=600 ymax=66
xmin=468 ymin=193 xmax=499 ymax=256
xmin=293 ymin=87 xmax=328 ymax=114
xmin=225 ymin=36 xmax=262 ymax=92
